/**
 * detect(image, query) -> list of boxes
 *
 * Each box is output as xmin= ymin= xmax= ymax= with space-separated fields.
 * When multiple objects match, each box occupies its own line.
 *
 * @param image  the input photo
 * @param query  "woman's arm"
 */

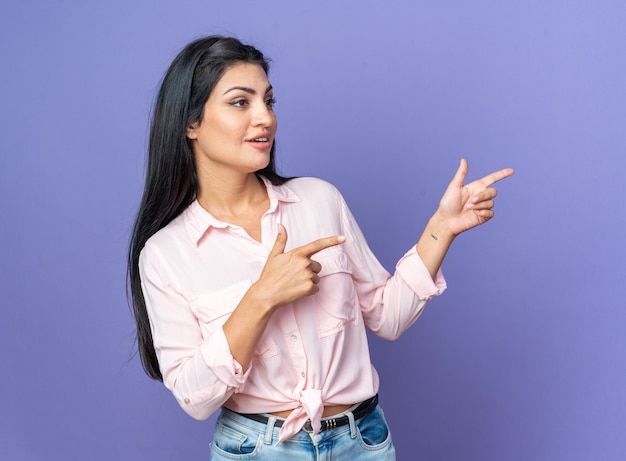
xmin=223 ymin=225 xmax=345 ymax=370
xmin=340 ymin=159 xmax=513 ymax=340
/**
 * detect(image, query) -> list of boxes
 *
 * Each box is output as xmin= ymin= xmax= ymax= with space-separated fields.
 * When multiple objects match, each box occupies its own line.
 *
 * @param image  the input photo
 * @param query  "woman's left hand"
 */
xmin=437 ymin=158 xmax=514 ymax=237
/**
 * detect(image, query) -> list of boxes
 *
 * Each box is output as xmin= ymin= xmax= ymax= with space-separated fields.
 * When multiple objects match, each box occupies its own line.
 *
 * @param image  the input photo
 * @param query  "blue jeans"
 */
xmin=210 ymin=405 xmax=396 ymax=460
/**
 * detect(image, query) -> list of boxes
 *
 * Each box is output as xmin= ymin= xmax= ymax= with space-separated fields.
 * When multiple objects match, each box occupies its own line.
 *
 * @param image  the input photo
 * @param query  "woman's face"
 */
xmin=187 ymin=62 xmax=277 ymax=181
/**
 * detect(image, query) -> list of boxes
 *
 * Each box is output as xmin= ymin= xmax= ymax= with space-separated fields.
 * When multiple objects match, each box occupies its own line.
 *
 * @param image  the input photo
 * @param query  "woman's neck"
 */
xmin=197 ymin=172 xmax=268 ymax=222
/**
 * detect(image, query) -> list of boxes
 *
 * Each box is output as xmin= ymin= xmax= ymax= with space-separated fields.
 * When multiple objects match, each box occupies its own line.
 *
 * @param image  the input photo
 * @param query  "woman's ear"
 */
xmin=186 ymin=122 xmax=199 ymax=140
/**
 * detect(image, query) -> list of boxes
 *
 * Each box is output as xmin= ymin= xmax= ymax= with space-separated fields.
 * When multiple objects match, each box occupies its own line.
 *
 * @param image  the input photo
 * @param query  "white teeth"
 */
xmin=254 ymin=137 xmax=268 ymax=142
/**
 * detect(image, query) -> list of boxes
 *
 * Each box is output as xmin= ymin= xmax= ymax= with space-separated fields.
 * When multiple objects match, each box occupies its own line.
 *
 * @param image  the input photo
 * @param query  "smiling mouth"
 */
xmin=251 ymin=137 xmax=269 ymax=143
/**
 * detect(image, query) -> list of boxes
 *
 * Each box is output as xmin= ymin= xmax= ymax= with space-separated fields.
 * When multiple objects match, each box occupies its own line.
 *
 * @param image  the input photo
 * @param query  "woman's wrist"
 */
xmin=427 ymin=210 xmax=457 ymax=243
xmin=244 ymin=282 xmax=278 ymax=317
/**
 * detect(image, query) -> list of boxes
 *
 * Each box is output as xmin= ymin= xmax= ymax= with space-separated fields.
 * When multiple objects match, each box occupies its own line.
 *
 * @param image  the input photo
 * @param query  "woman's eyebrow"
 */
xmin=223 ymin=85 xmax=273 ymax=96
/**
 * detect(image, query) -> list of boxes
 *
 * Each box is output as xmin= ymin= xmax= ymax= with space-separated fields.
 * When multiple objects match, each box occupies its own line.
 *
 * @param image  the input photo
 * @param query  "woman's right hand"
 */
xmin=253 ymin=224 xmax=346 ymax=311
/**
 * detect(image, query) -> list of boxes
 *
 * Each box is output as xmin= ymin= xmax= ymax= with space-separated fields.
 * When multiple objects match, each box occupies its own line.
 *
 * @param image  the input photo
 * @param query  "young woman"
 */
xmin=128 ymin=35 xmax=513 ymax=460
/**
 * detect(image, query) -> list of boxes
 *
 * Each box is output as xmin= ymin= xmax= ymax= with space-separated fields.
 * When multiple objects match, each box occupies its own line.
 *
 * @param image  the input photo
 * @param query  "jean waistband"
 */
xmin=233 ymin=394 xmax=378 ymax=433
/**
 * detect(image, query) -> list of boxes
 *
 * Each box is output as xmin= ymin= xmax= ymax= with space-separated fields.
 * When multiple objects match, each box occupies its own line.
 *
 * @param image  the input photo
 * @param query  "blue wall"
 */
xmin=1 ymin=1 xmax=625 ymax=459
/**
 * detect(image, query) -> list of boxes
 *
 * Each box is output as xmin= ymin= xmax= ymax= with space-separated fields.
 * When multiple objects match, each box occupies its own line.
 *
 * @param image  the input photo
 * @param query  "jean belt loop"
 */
xmin=264 ymin=415 xmax=277 ymax=445
xmin=346 ymin=410 xmax=357 ymax=439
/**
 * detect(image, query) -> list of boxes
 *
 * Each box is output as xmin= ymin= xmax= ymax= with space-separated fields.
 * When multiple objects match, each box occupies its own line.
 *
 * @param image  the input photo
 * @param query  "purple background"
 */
xmin=1 ymin=1 xmax=625 ymax=460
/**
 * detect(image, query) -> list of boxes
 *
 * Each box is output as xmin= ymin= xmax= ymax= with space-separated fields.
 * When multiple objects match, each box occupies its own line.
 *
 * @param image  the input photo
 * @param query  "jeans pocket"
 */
xmin=357 ymin=406 xmax=393 ymax=450
xmin=211 ymin=418 xmax=263 ymax=459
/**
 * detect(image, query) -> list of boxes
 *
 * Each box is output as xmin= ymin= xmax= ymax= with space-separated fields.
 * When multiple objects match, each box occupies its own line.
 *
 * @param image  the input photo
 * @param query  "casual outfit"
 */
xmin=139 ymin=176 xmax=446 ymax=457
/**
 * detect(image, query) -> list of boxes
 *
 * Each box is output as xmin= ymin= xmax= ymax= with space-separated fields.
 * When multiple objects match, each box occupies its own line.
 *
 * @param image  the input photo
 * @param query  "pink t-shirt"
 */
xmin=139 ymin=176 xmax=446 ymax=442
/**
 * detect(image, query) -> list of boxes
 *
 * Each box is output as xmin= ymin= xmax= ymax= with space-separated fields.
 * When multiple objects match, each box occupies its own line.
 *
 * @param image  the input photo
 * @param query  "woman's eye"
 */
xmin=229 ymin=99 xmax=247 ymax=107
xmin=265 ymin=97 xmax=276 ymax=108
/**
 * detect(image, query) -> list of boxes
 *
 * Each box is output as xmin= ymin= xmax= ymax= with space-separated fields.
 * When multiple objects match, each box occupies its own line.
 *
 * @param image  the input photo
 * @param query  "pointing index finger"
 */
xmin=294 ymin=235 xmax=346 ymax=258
xmin=480 ymin=167 xmax=515 ymax=187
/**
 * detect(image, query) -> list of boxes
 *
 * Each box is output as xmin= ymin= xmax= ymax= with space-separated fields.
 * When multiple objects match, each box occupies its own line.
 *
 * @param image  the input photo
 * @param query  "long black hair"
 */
xmin=128 ymin=36 xmax=289 ymax=380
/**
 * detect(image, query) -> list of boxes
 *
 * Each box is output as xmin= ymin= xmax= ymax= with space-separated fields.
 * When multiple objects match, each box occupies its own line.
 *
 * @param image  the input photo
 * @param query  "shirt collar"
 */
xmin=184 ymin=176 xmax=301 ymax=246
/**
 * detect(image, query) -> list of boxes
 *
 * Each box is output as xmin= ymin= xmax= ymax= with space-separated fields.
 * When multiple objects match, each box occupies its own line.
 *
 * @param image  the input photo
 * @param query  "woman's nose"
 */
xmin=252 ymin=101 xmax=274 ymax=127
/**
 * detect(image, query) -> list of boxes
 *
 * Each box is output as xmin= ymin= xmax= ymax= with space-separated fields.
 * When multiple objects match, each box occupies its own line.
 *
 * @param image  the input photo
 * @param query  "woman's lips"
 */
xmin=247 ymin=134 xmax=272 ymax=150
